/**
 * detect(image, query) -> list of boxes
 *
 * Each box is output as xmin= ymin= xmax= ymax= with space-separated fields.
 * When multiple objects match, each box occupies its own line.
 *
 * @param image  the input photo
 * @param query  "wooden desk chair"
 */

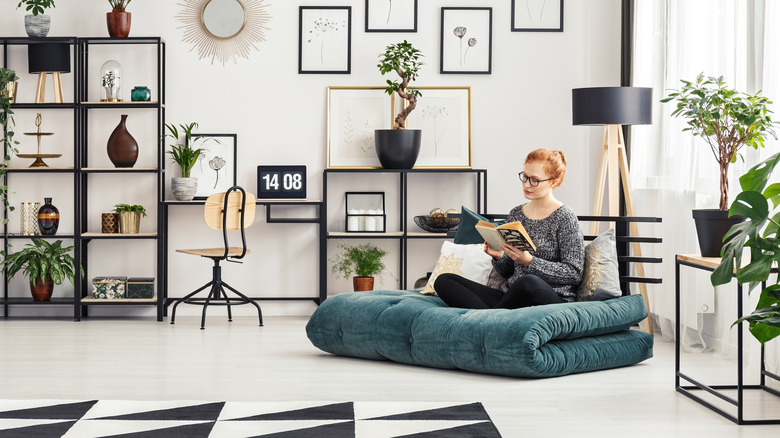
xmin=169 ymin=186 xmax=263 ymax=329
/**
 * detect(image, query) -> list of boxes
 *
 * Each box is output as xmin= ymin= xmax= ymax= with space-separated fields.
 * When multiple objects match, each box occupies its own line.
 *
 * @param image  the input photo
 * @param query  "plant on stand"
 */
xmin=162 ymin=122 xmax=208 ymax=201
xmin=330 ymin=242 xmax=388 ymax=292
xmin=17 ymin=0 xmax=56 ymax=38
xmin=107 ymin=0 xmax=132 ymax=38
xmin=374 ymin=40 xmax=424 ymax=169
xmin=662 ymin=73 xmax=778 ymax=256
xmin=1 ymin=68 xmax=20 ymax=227
xmin=712 ymin=152 xmax=780 ymax=344
xmin=114 ymin=203 xmax=146 ymax=234
xmin=0 ymin=238 xmax=82 ymax=301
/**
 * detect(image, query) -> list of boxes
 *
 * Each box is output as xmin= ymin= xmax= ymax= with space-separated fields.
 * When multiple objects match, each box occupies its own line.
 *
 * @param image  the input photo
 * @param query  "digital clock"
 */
xmin=257 ymin=165 xmax=307 ymax=199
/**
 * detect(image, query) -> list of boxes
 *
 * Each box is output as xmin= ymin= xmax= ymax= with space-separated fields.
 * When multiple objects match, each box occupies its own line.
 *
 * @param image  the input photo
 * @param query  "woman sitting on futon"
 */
xmin=435 ymin=148 xmax=584 ymax=309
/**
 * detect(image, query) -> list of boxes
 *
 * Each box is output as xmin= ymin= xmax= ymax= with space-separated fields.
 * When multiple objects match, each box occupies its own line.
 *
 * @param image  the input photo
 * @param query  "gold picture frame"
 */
xmin=326 ymin=86 xmax=393 ymax=168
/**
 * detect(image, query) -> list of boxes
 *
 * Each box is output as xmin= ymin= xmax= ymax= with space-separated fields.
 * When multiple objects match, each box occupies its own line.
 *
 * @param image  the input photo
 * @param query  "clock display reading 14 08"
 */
xmin=257 ymin=165 xmax=307 ymax=199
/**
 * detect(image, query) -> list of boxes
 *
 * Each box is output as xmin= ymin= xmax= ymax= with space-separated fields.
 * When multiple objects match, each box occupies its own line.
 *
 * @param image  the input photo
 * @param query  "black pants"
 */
xmin=433 ymin=273 xmax=563 ymax=309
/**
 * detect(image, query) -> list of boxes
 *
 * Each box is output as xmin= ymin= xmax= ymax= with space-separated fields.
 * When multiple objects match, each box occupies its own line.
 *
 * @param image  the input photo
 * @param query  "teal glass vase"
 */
xmin=130 ymin=86 xmax=151 ymax=102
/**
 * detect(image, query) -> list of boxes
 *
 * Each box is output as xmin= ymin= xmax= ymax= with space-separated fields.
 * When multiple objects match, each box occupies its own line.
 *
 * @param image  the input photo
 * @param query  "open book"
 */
xmin=475 ymin=220 xmax=536 ymax=252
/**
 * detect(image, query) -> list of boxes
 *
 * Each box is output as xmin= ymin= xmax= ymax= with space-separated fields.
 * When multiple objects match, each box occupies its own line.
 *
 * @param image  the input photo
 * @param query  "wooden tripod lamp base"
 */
xmin=34 ymin=72 xmax=65 ymax=104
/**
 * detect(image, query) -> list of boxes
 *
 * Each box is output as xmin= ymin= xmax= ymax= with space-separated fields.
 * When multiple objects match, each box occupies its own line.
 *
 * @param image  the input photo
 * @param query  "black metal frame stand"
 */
xmin=675 ymin=255 xmax=780 ymax=425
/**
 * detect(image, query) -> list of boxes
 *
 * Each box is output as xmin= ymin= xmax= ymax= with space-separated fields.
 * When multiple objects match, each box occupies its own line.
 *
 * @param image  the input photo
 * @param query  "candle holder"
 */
xmin=345 ymin=192 xmax=385 ymax=233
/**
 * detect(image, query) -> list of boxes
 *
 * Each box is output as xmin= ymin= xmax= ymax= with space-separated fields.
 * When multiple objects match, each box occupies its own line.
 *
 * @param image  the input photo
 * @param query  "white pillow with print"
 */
xmin=421 ymin=241 xmax=493 ymax=296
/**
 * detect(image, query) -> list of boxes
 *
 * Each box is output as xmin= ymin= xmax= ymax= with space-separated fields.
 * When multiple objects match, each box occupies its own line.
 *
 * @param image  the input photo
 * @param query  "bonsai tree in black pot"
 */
xmin=375 ymin=40 xmax=424 ymax=169
xmin=711 ymin=152 xmax=780 ymax=344
xmin=662 ymin=74 xmax=778 ymax=256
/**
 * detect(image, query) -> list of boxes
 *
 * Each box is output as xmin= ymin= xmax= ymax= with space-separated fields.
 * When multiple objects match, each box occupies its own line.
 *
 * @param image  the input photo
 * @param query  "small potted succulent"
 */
xmin=375 ymin=40 xmax=424 ymax=169
xmin=107 ymin=0 xmax=132 ymax=38
xmin=17 ymin=0 xmax=56 ymax=38
xmin=114 ymin=203 xmax=146 ymax=234
xmin=330 ymin=242 xmax=388 ymax=292
xmin=0 ymin=238 xmax=81 ymax=301
xmin=712 ymin=152 xmax=780 ymax=344
xmin=662 ymin=73 xmax=778 ymax=256
xmin=162 ymin=122 xmax=208 ymax=201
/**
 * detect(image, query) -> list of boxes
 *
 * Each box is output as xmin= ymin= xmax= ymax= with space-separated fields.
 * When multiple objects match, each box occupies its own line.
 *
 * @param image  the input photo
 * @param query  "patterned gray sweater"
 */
xmin=492 ymin=204 xmax=584 ymax=302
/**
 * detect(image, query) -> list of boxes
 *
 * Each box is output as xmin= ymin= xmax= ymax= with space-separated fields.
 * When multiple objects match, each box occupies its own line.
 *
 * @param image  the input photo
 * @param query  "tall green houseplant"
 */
xmin=712 ymin=152 xmax=780 ymax=344
xmin=662 ymin=73 xmax=778 ymax=211
xmin=1 ymin=68 xmax=20 ymax=226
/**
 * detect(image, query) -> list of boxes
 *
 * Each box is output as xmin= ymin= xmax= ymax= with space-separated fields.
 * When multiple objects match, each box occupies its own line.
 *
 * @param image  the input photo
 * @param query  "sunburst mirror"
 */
xmin=178 ymin=0 xmax=272 ymax=66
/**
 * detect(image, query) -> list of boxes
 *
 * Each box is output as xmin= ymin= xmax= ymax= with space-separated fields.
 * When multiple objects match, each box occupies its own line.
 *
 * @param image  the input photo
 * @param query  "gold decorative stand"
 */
xmin=18 ymin=113 xmax=61 ymax=168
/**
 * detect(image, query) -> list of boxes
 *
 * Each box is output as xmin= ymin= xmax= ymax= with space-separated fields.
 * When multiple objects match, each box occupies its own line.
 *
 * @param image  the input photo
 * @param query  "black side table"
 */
xmin=675 ymin=254 xmax=780 ymax=424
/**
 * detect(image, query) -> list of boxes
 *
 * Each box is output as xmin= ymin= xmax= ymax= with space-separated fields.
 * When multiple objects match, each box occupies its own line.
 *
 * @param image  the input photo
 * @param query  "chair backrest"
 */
xmin=203 ymin=186 xmax=256 ymax=260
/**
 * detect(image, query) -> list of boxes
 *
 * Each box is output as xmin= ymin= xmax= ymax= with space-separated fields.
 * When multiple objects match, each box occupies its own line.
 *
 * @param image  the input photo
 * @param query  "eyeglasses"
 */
xmin=518 ymin=172 xmax=554 ymax=187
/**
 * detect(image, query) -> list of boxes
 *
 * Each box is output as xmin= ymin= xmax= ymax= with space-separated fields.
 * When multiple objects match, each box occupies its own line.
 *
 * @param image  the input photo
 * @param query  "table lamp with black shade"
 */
xmin=572 ymin=86 xmax=653 ymax=333
xmin=28 ymin=43 xmax=71 ymax=104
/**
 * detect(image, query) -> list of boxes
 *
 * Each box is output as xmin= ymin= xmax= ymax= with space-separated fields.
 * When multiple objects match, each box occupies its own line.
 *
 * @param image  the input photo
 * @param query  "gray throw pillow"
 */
xmin=577 ymin=228 xmax=622 ymax=301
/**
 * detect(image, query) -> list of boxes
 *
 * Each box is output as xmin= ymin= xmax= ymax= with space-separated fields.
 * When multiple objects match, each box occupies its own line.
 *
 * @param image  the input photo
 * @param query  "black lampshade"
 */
xmin=572 ymin=87 xmax=652 ymax=126
xmin=28 ymin=43 xmax=71 ymax=74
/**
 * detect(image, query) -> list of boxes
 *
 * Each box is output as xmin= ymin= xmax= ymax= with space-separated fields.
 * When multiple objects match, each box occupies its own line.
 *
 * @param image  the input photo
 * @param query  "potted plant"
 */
xmin=162 ymin=122 xmax=208 ymax=201
xmin=107 ymin=0 xmax=132 ymax=38
xmin=375 ymin=40 xmax=424 ymax=169
xmin=114 ymin=203 xmax=146 ymax=234
xmin=1 ymin=68 xmax=20 ymax=227
xmin=17 ymin=0 xmax=56 ymax=38
xmin=0 ymin=238 xmax=81 ymax=301
xmin=330 ymin=242 xmax=388 ymax=291
xmin=662 ymin=74 xmax=778 ymax=256
xmin=712 ymin=152 xmax=780 ymax=344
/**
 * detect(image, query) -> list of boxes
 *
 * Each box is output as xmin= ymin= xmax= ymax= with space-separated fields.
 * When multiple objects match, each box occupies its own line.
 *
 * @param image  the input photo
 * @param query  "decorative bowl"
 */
xmin=414 ymin=215 xmax=460 ymax=233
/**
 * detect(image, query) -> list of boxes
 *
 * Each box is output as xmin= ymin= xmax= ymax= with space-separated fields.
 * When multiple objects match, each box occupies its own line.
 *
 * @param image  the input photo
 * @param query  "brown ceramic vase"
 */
xmin=30 ymin=275 xmax=54 ymax=301
xmin=107 ymin=114 xmax=138 ymax=168
xmin=107 ymin=11 xmax=131 ymax=38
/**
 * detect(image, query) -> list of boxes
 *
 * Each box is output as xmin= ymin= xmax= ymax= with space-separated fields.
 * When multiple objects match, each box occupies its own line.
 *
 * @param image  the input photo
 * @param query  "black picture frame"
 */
xmin=365 ymin=0 xmax=418 ymax=33
xmin=257 ymin=165 xmax=307 ymax=199
xmin=187 ymin=134 xmax=237 ymax=200
xmin=440 ymin=7 xmax=493 ymax=75
xmin=298 ymin=6 xmax=352 ymax=74
xmin=511 ymin=0 xmax=564 ymax=32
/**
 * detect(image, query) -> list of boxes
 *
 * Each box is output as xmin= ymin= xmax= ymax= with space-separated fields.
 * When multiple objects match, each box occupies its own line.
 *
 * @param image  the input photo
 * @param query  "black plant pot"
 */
xmin=692 ymin=209 xmax=746 ymax=257
xmin=374 ymin=129 xmax=422 ymax=169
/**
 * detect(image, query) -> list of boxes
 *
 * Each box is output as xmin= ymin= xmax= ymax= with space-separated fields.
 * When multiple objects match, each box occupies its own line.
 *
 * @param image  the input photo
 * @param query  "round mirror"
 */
xmin=202 ymin=0 xmax=246 ymax=39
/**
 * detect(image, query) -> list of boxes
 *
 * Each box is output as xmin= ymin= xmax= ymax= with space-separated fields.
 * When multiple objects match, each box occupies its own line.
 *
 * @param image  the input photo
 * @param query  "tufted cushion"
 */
xmin=306 ymin=290 xmax=653 ymax=378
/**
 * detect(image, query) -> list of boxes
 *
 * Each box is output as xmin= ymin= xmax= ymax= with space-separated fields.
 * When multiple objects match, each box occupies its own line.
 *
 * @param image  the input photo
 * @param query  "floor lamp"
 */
xmin=572 ymin=86 xmax=654 ymax=333
xmin=28 ymin=43 xmax=71 ymax=104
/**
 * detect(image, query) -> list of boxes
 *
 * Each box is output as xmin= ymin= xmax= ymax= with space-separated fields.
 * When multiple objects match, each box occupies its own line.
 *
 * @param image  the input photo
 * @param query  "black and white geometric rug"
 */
xmin=0 ymin=400 xmax=502 ymax=437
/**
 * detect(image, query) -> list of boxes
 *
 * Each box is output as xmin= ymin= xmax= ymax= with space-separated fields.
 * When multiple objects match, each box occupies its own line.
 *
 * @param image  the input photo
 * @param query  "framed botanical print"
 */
xmin=511 ymin=0 xmax=564 ymax=32
xmin=365 ymin=0 xmax=417 ymax=32
xmin=398 ymin=86 xmax=472 ymax=168
xmin=187 ymin=134 xmax=237 ymax=199
xmin=299 ymin=6 xmax=352 ymax=74
xmin=327 ymin=86 xmax=393 ymax=168
xmin=440 ymin=7 xmax=492 ymax=74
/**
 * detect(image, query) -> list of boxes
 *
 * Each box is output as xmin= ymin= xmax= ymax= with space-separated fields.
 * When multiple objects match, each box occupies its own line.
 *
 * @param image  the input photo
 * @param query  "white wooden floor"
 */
xmin=1 ymin=315 xmax=780 ymax=437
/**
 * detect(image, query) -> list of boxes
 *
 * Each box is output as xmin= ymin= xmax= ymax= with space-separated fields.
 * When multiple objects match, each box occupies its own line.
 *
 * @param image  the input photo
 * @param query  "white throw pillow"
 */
xmin=421 ymin=241 xmax=493 ymax=295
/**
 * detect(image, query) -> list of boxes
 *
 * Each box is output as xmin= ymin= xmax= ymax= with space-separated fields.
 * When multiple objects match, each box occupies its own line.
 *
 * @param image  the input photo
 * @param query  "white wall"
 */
xmin=1 ymin=0 xmax=621 ymax=317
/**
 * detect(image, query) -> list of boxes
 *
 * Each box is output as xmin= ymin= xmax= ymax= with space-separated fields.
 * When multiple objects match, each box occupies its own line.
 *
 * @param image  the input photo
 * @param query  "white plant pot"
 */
xmin=25 ymin=15 xmax=51 ymax=38
xmin=171 ymin=177 xmax=198 ymax=201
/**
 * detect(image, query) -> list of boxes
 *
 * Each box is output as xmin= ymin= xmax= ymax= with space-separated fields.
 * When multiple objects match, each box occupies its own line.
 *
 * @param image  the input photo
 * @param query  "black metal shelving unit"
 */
xmin=1 ymin=36 xmax=165 ymax=321
xmin=322 ymin=168 xmax=488 ymax=291
xmin=1 ymin=36 xmax=79 ymax=318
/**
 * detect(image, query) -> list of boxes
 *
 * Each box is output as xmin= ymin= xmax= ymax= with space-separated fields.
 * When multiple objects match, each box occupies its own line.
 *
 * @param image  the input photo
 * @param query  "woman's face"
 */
xmin=521 ymin=161 xmax=556 ymax=201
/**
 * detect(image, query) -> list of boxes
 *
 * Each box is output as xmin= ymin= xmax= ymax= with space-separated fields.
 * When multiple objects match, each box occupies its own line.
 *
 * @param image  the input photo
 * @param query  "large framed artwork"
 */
xmin=327 ymin=86 xmax=393 ymax=168
xmin=440 ymin=7 xmax=492 ymax=74
xmin=511 ymin=0 xmax=564 ymax=32
xmin=299 ymin=6 xmax=352 ymax=74
xmin=399 ymin=86 xmax=472 ymax=168
xmin=187 ymin=134 xmax=237 ymax=199
xmin=365 ymin=0 xmax=417 ymax=32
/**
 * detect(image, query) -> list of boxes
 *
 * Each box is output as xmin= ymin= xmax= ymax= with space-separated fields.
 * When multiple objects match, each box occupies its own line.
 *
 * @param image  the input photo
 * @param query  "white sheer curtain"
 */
xmin=630 ymin=0 xmax=780 ymax=366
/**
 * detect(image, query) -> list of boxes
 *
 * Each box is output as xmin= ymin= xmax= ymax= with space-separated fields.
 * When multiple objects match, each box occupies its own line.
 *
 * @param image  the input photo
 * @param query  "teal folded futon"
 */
xmin=306 ymin=290 xmax=653 ymax=378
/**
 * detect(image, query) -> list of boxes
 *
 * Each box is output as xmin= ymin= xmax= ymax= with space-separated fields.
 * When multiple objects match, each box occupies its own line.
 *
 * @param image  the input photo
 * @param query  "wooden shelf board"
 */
xmin=328 ymin=231 xmax=404 ymax=237
xmin=6 ymin=167 xmax=74 ymax=171
xmin=81 ymin=101 xmax=160 ymax=105
xmin=407 ymin=232 xmax=450 ymax=237
xmin=81 ymin=232 xmax=157 ymax=238
xmin=81 ymin=167 xmax=158 ymax=171
xmin=80 ymin=297 xmax=157 ymax=304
